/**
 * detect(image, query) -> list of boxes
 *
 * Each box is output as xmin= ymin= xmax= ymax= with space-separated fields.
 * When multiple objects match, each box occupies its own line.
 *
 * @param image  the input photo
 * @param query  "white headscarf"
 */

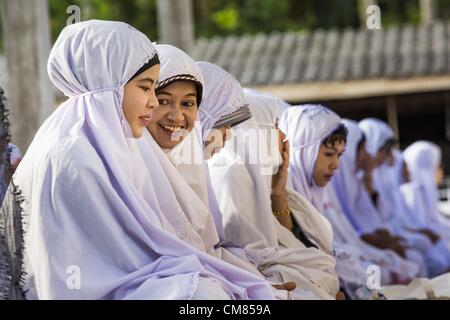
xmin=358 ymin=118 xmax=394 ymax=158
xmin=358 ymin=119 xmax=398 ymax=224
xmin=140 ymin=44 xmax=279 ymax=298
xmin=209 ymin=90 xmax=340 ymax=299
xmin=331 ymin=119 xmax=387 ymax=234
xmin=375 ymin=149 xmax=418 ymax=229
xmin=402 ymin=141 xmax=450 ymax=228
xmin=155 ymin=45 xmax=204 ymax=103
xmin=197 ymin=62 xmax=251 ymax=142
xmin=152 ymin=45 xmax=232 ymax=243
xmin=279 ymin=104 xmax=342 ymax=213
xmin=16 ymin=21 xmax=273 ymax=300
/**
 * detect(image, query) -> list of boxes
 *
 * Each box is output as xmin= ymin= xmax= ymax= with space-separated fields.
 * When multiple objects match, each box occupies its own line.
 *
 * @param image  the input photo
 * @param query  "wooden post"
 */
xmin=386 ymin=95 xmax=400 ymax=141
xmin=1 ymin=0 xmax=54 ymax=152
xmin=156 ymin=0 xmax=194 ymax=54
xmin=420 ymin=0 xmax=436 ymax=24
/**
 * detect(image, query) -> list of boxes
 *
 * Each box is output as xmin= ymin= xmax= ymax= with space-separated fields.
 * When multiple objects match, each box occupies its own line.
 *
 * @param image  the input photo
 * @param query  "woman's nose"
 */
xmin=147 ymin=93 xmax=159 ymax=110
xmin=331 ymin=157 xmax=340 ymax=170
xmin=167 ymin=105 xmax=184 ymax=122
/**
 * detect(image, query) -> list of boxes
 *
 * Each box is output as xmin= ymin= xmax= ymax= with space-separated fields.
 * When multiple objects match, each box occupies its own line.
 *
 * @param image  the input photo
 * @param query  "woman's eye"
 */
xmin=140 ymin=86 xmax=151 ymax=92
xmin=183 ymin=101 xmax=195 ymax=108
xmin=158 ymin=99 xmax=169 ymax=105
xmin=325 ymin=152 xmax=335 ymax=157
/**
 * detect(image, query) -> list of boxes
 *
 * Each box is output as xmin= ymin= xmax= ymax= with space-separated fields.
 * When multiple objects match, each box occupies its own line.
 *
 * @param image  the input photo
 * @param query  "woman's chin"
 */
xmin=132 ymin=129 xmax=143 ymax=138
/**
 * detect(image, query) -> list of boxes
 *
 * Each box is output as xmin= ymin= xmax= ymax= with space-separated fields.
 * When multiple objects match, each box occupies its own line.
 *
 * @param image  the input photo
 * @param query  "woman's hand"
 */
xmin=405 ymin=227 xmax=440 ymax=244
xmin=271 ymin=139 xmax=292 ymax=230
xmin=272 ymin=282 xmax=296 ymax=292
xmin=271 ymin=139 xmax=290 ymax=197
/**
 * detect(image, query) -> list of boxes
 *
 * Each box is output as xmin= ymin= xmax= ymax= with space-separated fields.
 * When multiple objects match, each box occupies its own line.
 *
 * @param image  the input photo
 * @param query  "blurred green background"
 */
xmin=45 ymin=0 xmax=450 ymax=41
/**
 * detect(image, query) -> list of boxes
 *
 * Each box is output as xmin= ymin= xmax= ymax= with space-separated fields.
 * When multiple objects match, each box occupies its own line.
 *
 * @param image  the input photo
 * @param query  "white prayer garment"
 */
xmin=373 ymin=150 xmax=450 ymax=277
xmin=322 ymin=185 xmax=418 ymax=286
xmin=198 ymin=62 xmax=252 ymax=143
xmin=13 ymin=20 xmax=275 ymax=300
xmin=382 ymin=273 xmax=450 ymax=300
xmin=137 ymin=45 xmax=288 ymax=300
xmin=278 ymin=106 xmax=416 ymax=296
xmin=209 ymin=91 xmax=340 ymax=299
xmin=402 ymin=142 xmax=450 ymax=241
xmin=359 ymin=119 xmax=450 ymax=277
xmin=330 ymin=119 xmax=421 ymax=282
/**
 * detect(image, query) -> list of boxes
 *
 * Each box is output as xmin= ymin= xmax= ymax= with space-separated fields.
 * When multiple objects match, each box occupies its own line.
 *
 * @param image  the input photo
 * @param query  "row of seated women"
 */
xmin=6 ymin=20 xmax=450 ymax=300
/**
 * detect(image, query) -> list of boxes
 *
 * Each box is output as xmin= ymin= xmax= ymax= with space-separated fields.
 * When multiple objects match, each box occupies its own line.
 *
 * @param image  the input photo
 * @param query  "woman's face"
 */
xmin=375 ymin=146 xmax=392 ymax=167
xmin=356 ymin=141 xmax=370 ymax=172
xmin=204 ymin=125 xmax=232 ymax=159
xmin=122 ymin=64 xmax=160 ymax=138
xmin=147 ymin=81 xmax=198 ymax=149
xmin=313 ymin=141 xmax=346 ymax=187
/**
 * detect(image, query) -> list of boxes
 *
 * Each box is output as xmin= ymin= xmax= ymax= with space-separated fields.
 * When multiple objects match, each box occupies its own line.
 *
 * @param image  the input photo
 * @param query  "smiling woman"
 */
xmin=146 ymin=44 xmax=204 ymax=150
xmin=149 ymin=80 xmax=198 ymax=149
xmin=6 ymin=20 xmax=276 ymax=301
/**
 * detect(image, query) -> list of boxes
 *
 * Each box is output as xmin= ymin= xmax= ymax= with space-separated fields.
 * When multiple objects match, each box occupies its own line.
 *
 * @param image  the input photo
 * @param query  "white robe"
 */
xmin=209 ymin=94 xmax=340 ymax=299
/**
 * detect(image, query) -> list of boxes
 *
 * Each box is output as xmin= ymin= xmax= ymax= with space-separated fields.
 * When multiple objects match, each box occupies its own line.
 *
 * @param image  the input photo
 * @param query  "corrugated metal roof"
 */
xmin=192 ymin=21 xmax=450 ymax=86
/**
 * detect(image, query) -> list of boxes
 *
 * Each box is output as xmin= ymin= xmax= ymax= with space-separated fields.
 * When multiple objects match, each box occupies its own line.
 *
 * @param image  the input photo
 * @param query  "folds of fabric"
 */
xmin=208 ymin=91 xmax=340 ymax=299
xmin=13 ymin=20 xmax=274 ymax=300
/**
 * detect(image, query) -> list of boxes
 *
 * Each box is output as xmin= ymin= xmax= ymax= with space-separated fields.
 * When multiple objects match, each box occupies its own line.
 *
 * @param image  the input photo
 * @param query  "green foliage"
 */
xmin=211 ymin=4 xmax=238 ymax=31
xmin=48 ymin=0 xmax=158 ymax=41
xmin=1 ymin=0 xmax=449 ymax=51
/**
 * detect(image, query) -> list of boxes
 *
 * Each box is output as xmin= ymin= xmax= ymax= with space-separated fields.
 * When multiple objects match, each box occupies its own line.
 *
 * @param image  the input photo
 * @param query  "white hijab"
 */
xmin=197 ymin=61 xmax=250 ymax=142
xmin=358 ymin=118 xmax=394 ymax=158
xmin=331 ymin=119 xmax=387 ymax=234
xmin=373 ymin=148 xmax=422 ymax=231
xmin=209 ymin=90 xmax=340 ymax=299
xmin=16 ymin=21 xmax=273 ymax=300
xmin=140 ymin=44 xmax=278 ymax=298
xmin=279 ymin=104 xmax=342 ymax=213
xmin=153 ymin=45 xmax=228 ymax=242
xmin=402 ymin=141 xmax=450 ymax=228
xmin=358 ymin=119 xmax=399 ymax=224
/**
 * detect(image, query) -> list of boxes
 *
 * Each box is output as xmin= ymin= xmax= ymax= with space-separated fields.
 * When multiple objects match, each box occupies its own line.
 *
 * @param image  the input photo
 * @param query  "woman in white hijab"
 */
xmin=278 ymin=106 xmax=409 ymax=295
xmin=199 ymin=66 xmax=335 ymax=297
xmin=402 ymin=142 xmax=450 ymax=237
xmin=329 ymin=118 xmax=418 ymax=269
xmin=11 ymin=20 xmax=275 ymax=300
xmin=136 ymin=44 xmax=288 ymax=299
xmin=359 ymin=119 xmax=450 ymax=277
xmin=208 ymin=90 xmax=341 ymax=299
xmin=330 ymin=119 xmax=421 ymax=283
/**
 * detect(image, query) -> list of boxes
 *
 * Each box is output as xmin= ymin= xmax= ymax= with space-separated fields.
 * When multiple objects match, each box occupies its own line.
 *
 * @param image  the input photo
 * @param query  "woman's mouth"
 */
xmin=324 ymin=174 xmax=333 ymax=180
xmin=139 ymin=115 xmax=151 ymax=127
xmin=158 ymin=123 xmax=184 ymax=137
